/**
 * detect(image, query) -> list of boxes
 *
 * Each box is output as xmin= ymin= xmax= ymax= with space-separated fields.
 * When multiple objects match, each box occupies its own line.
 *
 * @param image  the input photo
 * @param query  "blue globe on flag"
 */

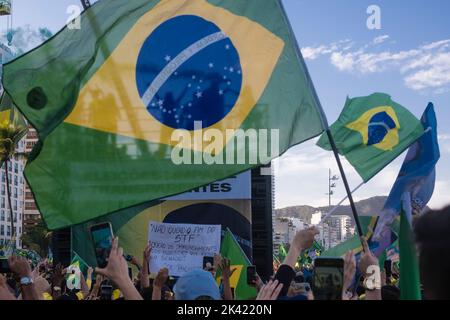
xmin=136 ymin=15 xmax=243 ymax=130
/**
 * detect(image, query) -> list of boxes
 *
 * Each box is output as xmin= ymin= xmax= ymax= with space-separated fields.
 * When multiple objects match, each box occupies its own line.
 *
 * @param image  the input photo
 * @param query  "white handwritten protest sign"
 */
xmin=148 ymin=221 xmax=221 ymax=277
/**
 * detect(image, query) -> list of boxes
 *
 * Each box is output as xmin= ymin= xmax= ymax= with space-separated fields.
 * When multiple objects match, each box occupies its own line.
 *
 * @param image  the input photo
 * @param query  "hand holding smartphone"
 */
xmin=312 ymin=258 xmax=344 ymax=300
xmin=90 ymin=223 xmax=114 ymax=268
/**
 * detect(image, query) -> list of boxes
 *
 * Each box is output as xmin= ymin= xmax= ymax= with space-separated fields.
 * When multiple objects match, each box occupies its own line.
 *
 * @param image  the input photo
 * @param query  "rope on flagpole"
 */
xmin=318 ymin=181 xmax=364 ymax=226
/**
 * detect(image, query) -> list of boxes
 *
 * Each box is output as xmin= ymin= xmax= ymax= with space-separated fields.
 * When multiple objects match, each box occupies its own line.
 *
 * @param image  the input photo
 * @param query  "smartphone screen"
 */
xmin=100 ymin=285 xmax=113 ymax=300
xmin=0 ymin=258 xmax=10 ymax=273
xmin=203 ymin=256 xmax=214 ymax=270
xmin=312 ymin=258 xmax=344 ymax=300
xmin=384 ymin=259 xmax=392 ymax=279
xmin=246 ymin=265 xmax=257 ymax=285
xmin=90 ymin=223 xmax=113 ymax=268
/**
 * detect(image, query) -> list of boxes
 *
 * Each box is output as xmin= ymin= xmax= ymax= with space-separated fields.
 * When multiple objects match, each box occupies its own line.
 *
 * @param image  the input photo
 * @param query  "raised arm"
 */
xmin=8 ymin=255 xmax=40 ymax=300
xmin=359 ymin=237 xmax=382 ymax=300
xmin=141 ymin=243 xmax=152 ymax=289
xmin=152 ymin=267 xmax=168 ymax=300
xmin=219 ymin=258 xmax=236 ymax=300
xmin=95 ymin=237 xmax=143 ymax=300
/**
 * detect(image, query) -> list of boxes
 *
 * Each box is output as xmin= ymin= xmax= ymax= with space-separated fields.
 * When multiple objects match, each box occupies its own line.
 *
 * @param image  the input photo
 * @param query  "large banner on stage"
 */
xmin=71 ymin=172 xmax=252 ymax=270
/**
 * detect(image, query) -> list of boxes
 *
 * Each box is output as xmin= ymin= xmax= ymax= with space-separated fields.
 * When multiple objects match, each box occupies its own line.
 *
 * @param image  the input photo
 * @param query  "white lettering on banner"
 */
xmin=148 ymin=221 xmax=221 ymax=277
xmin=164 ymin=171 xmax=251 ymax=200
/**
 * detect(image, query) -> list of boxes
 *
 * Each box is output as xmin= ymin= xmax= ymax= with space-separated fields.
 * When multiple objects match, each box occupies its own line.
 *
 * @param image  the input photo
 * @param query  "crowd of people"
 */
xmin=0 ymin=205 xmax=449 ymax=300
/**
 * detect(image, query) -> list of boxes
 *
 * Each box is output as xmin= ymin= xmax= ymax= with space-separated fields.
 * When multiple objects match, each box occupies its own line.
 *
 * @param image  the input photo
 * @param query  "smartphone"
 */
xmin=246 ymin=265 xmax=257 ymax=285
xmin=100 ymin=284 xmax=113 ymax=300
xmin=384 ymin=259 xmax=392 ymax=279
xmin=0 ymin=258 xmax=10 ymax=273
xmin=90 ymin=222 xmax=114 ymax=268
xmin=312 ymin=258 xmax=344 ymax=300
xmin=203 ymin=256 xmax=214 ymax=270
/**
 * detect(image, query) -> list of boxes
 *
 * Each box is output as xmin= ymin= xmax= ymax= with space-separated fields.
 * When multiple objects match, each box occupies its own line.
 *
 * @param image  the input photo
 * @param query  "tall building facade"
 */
xmin=0 ymin=44 xmax=41 ymax=248
xmin=0 ymin=140 xmax=26 ymax=248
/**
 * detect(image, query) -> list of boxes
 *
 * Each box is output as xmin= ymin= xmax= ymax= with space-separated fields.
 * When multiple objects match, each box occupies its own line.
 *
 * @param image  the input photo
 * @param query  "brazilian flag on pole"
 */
xmin=317 ymin=93 xmax=424 ymax=182
xmin=217 ymin=229 xmax=257 ymax=300
xmin=2 ymin=0 xmax=327 ymax=229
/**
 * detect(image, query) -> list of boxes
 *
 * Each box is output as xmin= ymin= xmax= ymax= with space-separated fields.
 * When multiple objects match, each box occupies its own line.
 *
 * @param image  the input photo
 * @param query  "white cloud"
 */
xmin=0 ymin=25 xmax=53 ymax=58
xmin=438 ymin=134 xmax=450 ymax=155
xmin=373 ymin=35 xmax=390 ymax=45
xmin=429 ymin=180 xmax=450 ymax=209
xmin=301 ymin=39 xmax=353 ymax=60
xmin=302 ymin=37 xmax=450 ymax=93
xmin=274 ymin=139 xmax=405 ymax=209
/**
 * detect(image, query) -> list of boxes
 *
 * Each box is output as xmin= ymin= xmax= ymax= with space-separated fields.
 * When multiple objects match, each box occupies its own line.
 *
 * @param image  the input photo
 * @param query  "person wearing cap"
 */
xmin=173 ymin=269 xmax=221 ymax=300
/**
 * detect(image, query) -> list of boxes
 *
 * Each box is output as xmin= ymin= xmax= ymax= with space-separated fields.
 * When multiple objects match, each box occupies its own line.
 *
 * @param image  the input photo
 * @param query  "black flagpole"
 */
xmin=80 ymin=0 xmax=91 ymax=10
xmin=326 ymin=129 xmax=364 ymax=240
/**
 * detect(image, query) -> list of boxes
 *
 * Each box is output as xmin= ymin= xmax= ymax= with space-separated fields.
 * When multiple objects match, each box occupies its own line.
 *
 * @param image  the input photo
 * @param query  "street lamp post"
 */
xmin=327 ymin=169 xmax=339 ymax=207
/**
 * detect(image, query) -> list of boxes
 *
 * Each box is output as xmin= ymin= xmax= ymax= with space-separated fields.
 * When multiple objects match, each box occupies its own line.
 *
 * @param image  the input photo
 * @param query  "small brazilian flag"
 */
xmin=217 ymin=229 xmax=257 ymax=300
xmin=2 ymin=0 xmax=326 ymax=229
xmin=317 ymin=93 xmax=424 ymax=182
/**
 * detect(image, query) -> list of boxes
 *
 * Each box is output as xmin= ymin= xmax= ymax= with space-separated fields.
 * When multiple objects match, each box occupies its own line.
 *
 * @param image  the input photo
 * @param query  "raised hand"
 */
xmin=8 ymin=255 xmax=32 ymax=278
xmin=219 ymin=258 xmax=236 ymax=280
xmin=256 ymin=280 xmax=283 ymax=300
xmin=343 ymin=250 xmax=356 ymax=291
xmin=143 ymin=243 xmax=152 ymax=262
xmin=292 ymin=227 xmax=320 ymax=252
xmin=95 ymin=237 xmax=143 ymax=300
xmin=154 ymin=267 xmax=169 ymax=289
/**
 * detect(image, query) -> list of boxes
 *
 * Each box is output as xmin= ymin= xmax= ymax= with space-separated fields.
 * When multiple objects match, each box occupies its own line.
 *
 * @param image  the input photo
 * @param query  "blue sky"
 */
xmin=3 ymin=0 xmax=450 ymax=210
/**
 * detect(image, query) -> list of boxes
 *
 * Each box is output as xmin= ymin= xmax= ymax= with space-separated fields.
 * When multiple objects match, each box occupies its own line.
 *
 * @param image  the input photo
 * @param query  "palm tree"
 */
xmin=0 ymin=93 xmax=28 ymax=248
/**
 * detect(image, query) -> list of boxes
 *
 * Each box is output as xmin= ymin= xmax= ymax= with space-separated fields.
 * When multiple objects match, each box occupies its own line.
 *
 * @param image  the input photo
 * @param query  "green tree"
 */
xmin=0 ymin=93 xmax=28 ymax=247
xmin=20 ymin=220 xmax=51 ymax=257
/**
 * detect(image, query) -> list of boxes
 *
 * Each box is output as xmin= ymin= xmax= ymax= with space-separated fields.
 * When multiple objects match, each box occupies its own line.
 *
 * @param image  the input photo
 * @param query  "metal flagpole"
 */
xmin=326 ymin=130 xmax=364 ymax=239
xmin=80 ymin=0 xmax=91 ymax=10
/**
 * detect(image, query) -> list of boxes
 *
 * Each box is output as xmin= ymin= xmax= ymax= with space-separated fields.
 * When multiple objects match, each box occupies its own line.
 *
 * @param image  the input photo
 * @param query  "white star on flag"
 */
xmin=196 ymin=91 xmax=203 ymax=98
xmin=164 ymin=55 xmax=171 ymax=62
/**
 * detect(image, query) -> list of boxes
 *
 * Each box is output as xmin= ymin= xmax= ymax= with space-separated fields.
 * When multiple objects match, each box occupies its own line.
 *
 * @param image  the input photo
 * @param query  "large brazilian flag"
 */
xmin=2 ymin=0 xmax=326 ymax=229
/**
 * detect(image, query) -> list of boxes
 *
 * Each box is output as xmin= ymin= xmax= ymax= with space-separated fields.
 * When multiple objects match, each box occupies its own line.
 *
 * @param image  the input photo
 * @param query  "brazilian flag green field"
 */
xmin=2 ymin=0 xmax=326 ymax=229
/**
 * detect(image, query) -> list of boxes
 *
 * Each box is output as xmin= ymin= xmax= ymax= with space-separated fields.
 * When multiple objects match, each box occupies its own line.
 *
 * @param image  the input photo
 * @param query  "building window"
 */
xmin=19 ymin=227 xmax=21 ymax=234
xmin=0 ymin=225 xmax=4 ymax=236
xmin=14 ymin=163 xmax=18 ymax=174
xmin=1 ymin=198 xmax=4 ymax=208
xmin=0 ymin=210 xmax=3 ymax=221
xmin=7 ymin=226 xmax=10 ymax=236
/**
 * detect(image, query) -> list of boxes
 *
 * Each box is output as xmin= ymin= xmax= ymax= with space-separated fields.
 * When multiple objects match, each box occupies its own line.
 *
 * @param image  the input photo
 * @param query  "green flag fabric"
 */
xmin=278 ymin=243 xmax=288 ymax=262
xmin=217 ymin=229 xmax=257 ymax=300
xmin=399 ymin=196 xmax=421 ymax=300
xmin=70 ymin=251 xmax=90 ymax=276
xmin=322 ymin=216 xmax=378 ymax=258
xmin=3 ymin=0 xmax=327 ymax=229
xmin=317 ymin=93 xmax=424 ymax=182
